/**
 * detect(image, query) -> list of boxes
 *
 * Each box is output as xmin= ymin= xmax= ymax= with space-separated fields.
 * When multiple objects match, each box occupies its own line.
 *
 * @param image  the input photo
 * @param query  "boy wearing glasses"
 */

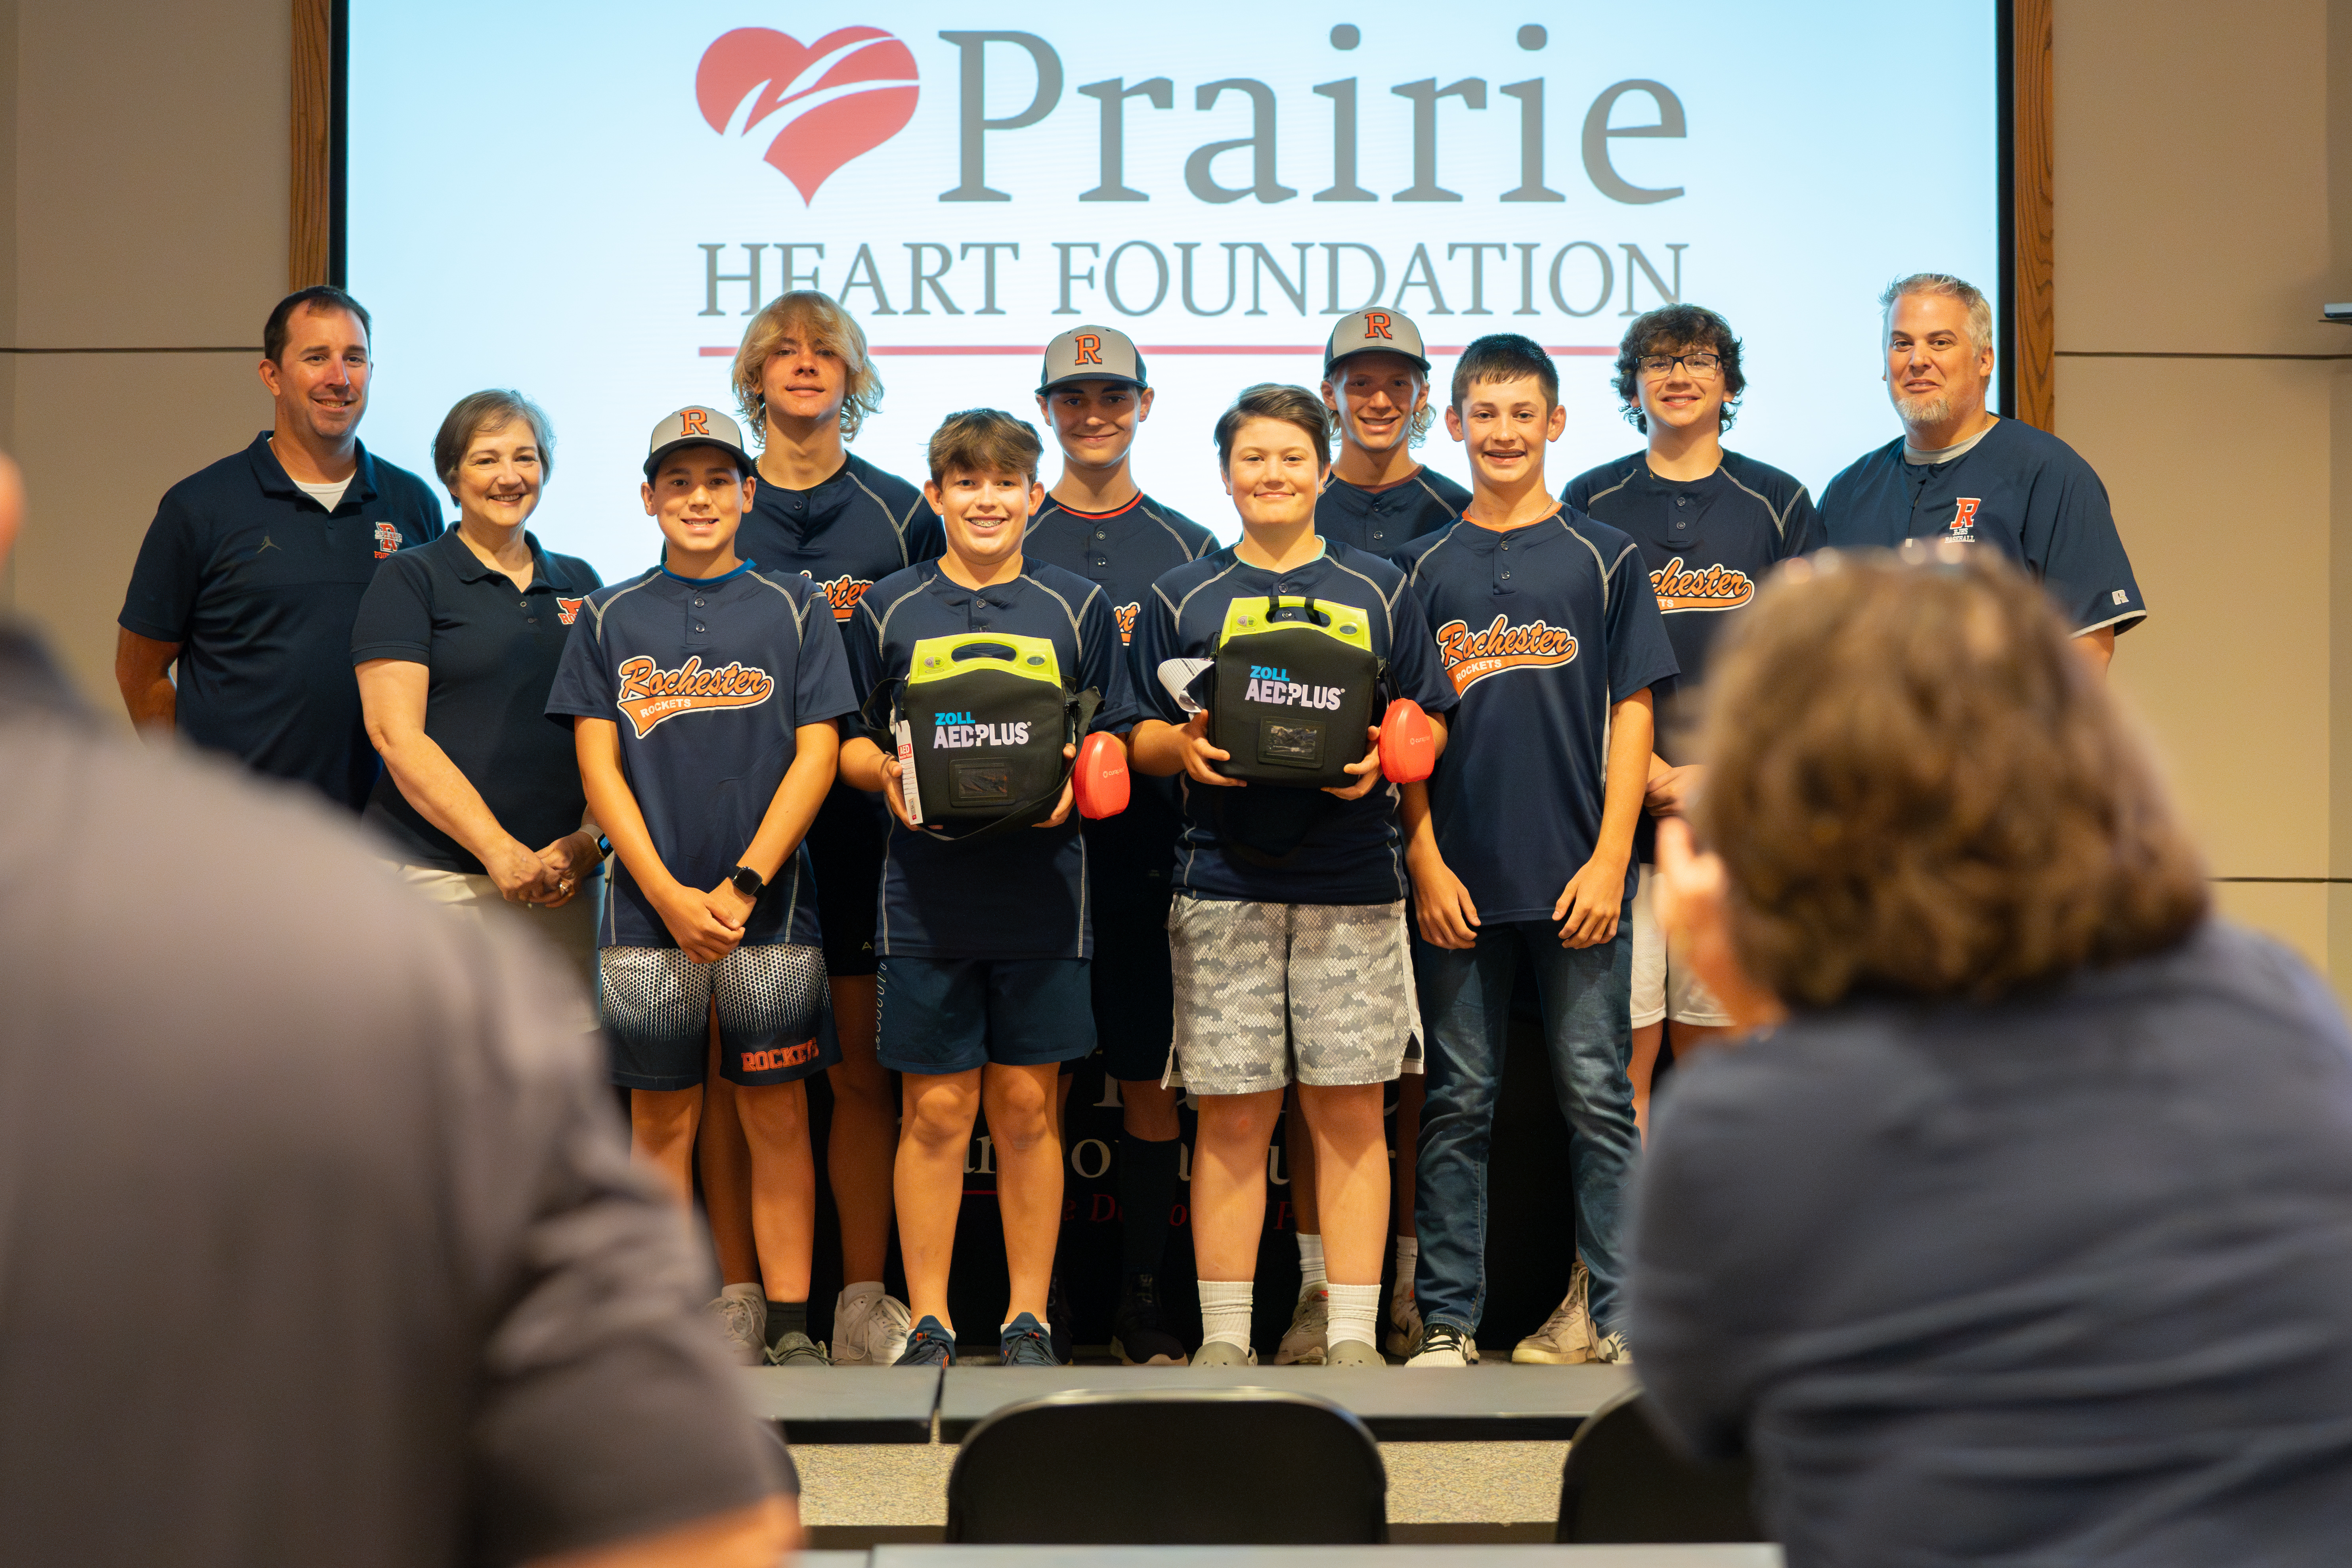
xmin=1524 ymin=306 xmax=1818 ymax=1365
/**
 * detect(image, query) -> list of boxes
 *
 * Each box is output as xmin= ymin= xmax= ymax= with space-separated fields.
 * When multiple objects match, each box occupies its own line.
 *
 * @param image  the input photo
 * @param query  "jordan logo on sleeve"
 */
xmin=614 ymin=655 xmax=776 ymax=736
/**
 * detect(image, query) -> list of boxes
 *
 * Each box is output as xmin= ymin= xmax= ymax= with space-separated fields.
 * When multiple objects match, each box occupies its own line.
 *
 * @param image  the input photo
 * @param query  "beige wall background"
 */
xmin=0 ymin=0 xmax=2345 ymax=985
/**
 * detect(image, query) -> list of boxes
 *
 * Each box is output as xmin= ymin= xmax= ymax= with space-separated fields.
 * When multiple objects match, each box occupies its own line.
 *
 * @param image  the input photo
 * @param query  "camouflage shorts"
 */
xmin=1165 ymin=895 xmax=1423 ymax=1095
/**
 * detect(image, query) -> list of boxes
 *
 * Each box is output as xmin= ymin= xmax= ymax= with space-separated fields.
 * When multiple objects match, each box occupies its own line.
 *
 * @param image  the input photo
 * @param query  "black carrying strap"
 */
xmin=934 ymin=685 xmax=1102 ymax=843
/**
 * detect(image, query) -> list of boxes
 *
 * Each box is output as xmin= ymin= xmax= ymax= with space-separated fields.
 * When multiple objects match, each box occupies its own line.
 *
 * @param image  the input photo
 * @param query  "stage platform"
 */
xmin=812 ymin=1548 xmax=1780 ymax=1565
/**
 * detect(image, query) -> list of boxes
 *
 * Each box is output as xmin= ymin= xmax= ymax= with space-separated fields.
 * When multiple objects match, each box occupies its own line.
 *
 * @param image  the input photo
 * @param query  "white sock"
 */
xmin=1200 ymin=1280 xmax=1255 ymax=1349
xmin=1297 ymin=1233 xmax=1327 ymax=1294
xmin=1327 ymin=1282 xmax=1381 ymax=1349
xmin=1391 ymin=1236 xmax=1418 ymax=1297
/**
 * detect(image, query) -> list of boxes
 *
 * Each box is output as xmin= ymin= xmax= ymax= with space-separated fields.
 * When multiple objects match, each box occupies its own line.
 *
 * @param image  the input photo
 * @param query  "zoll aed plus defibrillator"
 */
xmin=1195 ymin=596 xmax=1436 ymax=790
xmin=865 ymin=633 xmax=1128 ymax=839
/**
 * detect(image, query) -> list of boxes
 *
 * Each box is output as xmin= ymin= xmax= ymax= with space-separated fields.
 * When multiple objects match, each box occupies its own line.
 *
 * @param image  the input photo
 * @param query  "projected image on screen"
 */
xmin=347 ymin=2 xmax=2000 ymax=579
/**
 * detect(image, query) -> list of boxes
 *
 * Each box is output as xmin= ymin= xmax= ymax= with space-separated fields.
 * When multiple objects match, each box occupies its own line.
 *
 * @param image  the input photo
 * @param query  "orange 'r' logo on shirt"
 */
xmin=555 ymin=596 xmax=587 ymax=625
xmin=1949 ymin=497 xmax=1981 ymax=541
xmin=614 ymin=656 xmax=775 ymax=737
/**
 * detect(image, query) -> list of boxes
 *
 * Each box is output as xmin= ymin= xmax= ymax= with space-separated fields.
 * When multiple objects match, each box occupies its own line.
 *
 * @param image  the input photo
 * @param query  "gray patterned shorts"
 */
xmin=1166 ymin=895 xmax=1423 ymax=1095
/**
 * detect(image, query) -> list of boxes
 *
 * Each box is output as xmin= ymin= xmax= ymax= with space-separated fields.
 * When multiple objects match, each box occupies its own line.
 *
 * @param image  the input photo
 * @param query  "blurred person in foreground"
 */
xmin=1633 ymin=545 xmax=2352 ymax=1565
xmin=0 ymin=451 xmax=796 ymax=1566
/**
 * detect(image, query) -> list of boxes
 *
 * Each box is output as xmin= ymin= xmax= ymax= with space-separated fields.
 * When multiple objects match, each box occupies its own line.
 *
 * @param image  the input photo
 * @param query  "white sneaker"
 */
xmin=1591 ymin=1331 xmax=1633 ymax=1365
xmin=1274 ymin=1286 xmax=1328 ymax=1365
xmin=1513 ymin=1258 xmax=1596 ymax=1365
xmin=832 ymin=1286 xmax=912 ymax=1367
xmin=708 ymin=1285 xmax=766 ymax=1366
xmin=1405 ymin=1322 xmax=1470 ymax=1367
xmin=1383 ymin=1288 xmax=1423 ymax=1359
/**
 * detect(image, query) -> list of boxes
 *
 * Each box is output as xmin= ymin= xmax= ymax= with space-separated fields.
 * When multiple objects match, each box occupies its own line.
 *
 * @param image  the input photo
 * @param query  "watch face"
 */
xmin=732 ymin=867 xmax=761 ymax=896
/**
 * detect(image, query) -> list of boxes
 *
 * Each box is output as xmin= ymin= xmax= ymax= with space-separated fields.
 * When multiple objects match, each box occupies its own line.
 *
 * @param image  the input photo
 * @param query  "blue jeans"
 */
xmin=1412 ymin=921 xmax=1638 ymax=1335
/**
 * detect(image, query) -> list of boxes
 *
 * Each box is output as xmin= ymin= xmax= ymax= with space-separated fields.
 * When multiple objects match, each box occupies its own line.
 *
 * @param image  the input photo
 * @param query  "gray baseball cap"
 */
xmin=1324 ymin=308 xmax=1432 ymax=375
xmin=1038 ymin=325 xmax=1148 ymax=394
xmin=643 ymin=405 xmax=755 ymax=480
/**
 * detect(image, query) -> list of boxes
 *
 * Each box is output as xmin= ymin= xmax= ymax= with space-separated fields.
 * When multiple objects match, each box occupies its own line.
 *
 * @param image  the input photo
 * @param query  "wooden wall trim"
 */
xmin=2014 ymin=0 xmax=2056 ymax=431
xmin=290 ymin=0 xmax=332 ymax=291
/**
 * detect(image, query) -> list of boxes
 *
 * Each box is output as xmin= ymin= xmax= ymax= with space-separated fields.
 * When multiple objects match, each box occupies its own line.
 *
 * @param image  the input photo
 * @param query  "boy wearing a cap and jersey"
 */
xmin=547 ymin=406 xmax=860 ymax=1368
xmin=1396 ymin=337 xmax=1678 ymax=1369
xmin=837 ymin=410 xmax=1139 ymax=1369
xmin=1022 ymin=326 xmax=1216 ymax=1366
xmin=1130 ymin=383 xmax=1457 ymax=1367
xmin=717 ymin=291 xmax=938 ymax=1369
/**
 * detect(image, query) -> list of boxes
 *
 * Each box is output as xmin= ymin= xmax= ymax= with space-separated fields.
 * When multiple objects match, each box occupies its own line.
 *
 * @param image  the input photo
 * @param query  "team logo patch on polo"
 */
xmin=804 ymin=570 xmax=874 ymax=620
xmin=614 ymin=655 xmax=776 ymax=737
xmin=372 ymin=522 xmax=403 ymax=560
xmin=1651 ymin=556 xmax=1757 ymax=614
xmin=1435 ymin=616 xmax=1578 ymax=694
xmin=1947 ymin=498 xmax=1981 ymax=543
xmin=1114 ymin=601 xmax=1140 ymax=644
xmin=555 ymin=596 xmax=587 ymax=625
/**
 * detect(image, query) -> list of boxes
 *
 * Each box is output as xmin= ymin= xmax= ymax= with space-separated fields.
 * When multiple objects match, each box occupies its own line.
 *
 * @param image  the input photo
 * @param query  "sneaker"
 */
xmin=1110 ymin=1273 xmax=1189 ymax=1366
xmin=832 ymin=1286 xmax=912 ymax=1367
xmin=1274 ymin=1287 xmax=1328 ymax=1366
xmin=1513 ymin=1258 xmax=1596 ymax=1365
xmin=763 ymin=1330 xmax=829 ymax=1367
xmin=1046 ymin=1266 xmax=1073 ymax=1365
xmin=895 ymin=1314 xmax=957 ymax=1367
xmin=1193 ymin=1340 xmax=1258 ymax=1367
xmin=1591 ymin=1331 xmax=1633 ymax=1365
xmin=1405 ymin=1322 xmax=1470 ymax=1367
xmin=1383 ymin=1288 xmax=1423 ymax=1359
xmin=1000 ymin=1311 xmax=1060 ymax=1367
xmin=1326 ymin=1336 xmax=1384 ymax=1367
xmin=707 ymin=1287 xmax=766 ymax=1367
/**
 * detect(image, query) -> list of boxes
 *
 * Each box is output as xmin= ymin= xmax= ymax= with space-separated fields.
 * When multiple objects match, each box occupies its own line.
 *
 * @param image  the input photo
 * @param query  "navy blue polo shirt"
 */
xmin=1025 ymin=490 xmax=1218 ymax=885
xmin=1398 ymin=511 xmax=1678 ymax=922
xmin=1819 ymin=418 xmax=2147 ymax=635
xmin=739 ymin=453 xmax=941 ymax=625
xmin=1565 ymin=450 xmax=1822 ymax=766
xmin=545 ymin=562 xmax=858 ymax=949
xmin=1132 ymin=539 xmax=1457 ymax=906
xmin=350 ymin=528 xmax=603 ymax=874
xmin=1316 ymin=466 xmax=1470 ymax=556
xmin=118 ymin=432 xmax=444 ymax=808
xmin=843 ymin=560 xmax=1140 ymax=961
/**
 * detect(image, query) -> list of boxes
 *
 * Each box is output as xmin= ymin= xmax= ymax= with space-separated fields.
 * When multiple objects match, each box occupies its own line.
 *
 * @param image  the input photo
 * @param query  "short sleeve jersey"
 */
xmin=1565 ymin=450 xmax=1822 ymax=765
xmin=1398 ymin=511 xmax=1679 ymax=922
xmin=1819 ymin=419 xmax=2147 ymax=635
xmin=350 ymin=529 xmax=604 ymax=874
xmin=545 ymin=562 xmax=858 ymax=949
xmin=738 ymin=452 xmax=943 ymax=623
xmin=1024 ymin=490 xmax=1219 ymax=883
xmin=1132 ymin=539 xmax=1458 ymax=906
xmin=841 ymin=561 xmax=1140 ymax=961
xmin=118 ymin=432 xmax=445 ymax=808
xmin=1316 ymin=466 xmax=1470 ymax=555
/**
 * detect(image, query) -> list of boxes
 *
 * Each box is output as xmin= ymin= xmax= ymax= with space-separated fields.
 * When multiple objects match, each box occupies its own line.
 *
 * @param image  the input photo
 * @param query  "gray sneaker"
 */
xmin=708 ymin=1289 xmax=766 ymax=1366
xmin=1193 ymin=1340 xmax=1258 ymax=1367
xmin=1274 ymin=1287 xmax=1327 ymax=1365
xmin=1514 ymin=1259 xmax=1596 ymax=1365
xmin=1326 ymin=1337 xmax=1384 ymax=1367
xmin=764 ymin=1330 xmax=830 ymax=1367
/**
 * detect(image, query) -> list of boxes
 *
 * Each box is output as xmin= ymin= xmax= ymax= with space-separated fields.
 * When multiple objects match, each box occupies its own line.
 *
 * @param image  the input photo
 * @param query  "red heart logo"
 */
xmin=696 ymin=27 xmax=920 ymax=205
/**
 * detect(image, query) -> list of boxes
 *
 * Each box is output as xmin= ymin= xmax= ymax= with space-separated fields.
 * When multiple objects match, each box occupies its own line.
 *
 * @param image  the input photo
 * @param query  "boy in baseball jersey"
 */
xmin=1023 ymin=325 xmax=1216 ymax=1365
xmin=1396 ymin=337 xmax=1677 ymax=1367
xmin=1130 ymin=384 xmax=1457 ymax=1367
xmin=837 ymin=410 xmax=1139 ymax=1369
xmin=547 ymin=406 xmax=859 ymax=1367
xmin=722 ymin=291 xmax=937 ymax=1366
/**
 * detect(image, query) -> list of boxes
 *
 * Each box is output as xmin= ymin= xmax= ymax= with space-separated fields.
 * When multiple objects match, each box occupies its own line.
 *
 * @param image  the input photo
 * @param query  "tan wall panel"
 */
xmin=12 ymin=0 xmax=285 ymax=347
xmin=10 ymin=351 xmax=272 ymax=711
xmin=2053 ymin=0 xmax=2335 ymax=355
xmin=2063 ymin=354 xmax=2334 ymax=874
xmin=2212 ymin=881 xmax=2331 ymax=975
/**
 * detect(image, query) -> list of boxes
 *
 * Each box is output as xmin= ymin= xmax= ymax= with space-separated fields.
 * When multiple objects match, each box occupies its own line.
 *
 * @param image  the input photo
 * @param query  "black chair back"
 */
xmin=946 ymin=1388 xmax=1387 ymax=1544
xmin=1557 ymin=1384 xmax=1767 ymax=1543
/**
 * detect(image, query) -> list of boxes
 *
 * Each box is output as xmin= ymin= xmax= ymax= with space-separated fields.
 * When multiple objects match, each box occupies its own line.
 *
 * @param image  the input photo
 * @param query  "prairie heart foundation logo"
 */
xmin=696 ymin=27 xmax=919 ymax=204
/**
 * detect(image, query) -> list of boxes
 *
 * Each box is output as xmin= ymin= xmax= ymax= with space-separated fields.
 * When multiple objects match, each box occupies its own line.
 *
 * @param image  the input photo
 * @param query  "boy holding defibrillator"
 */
xmin=1129 ymin=384 xmax=1456 ymax=1367
xmin=837 ymin=409 xmax=1138 ymax=1367
xmin=1394 ymin=336 xmax=1678 ymax=1367
xmin=547 ymin=406 xmax=858 ymax=1367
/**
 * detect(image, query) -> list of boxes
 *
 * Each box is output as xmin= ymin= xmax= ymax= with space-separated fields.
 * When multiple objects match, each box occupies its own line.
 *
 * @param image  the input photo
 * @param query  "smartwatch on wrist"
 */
xmin=729 ymin=864 xmax=766 ymax=899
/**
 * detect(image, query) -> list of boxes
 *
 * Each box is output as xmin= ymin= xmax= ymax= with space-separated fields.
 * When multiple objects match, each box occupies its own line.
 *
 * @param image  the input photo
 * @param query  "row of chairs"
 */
xmin=941 ymin=1384 xmax=1765 ymax=1545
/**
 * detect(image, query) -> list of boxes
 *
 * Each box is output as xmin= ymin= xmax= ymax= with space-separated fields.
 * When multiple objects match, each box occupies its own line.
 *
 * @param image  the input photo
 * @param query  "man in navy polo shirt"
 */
xmin=1023 ymin=325 xmax=1216 ymax=1366
xmin=1820 ymin=272 xmax=2146 ymax=667
xmin=116 ymin=286 xmax=443 ymax=808
xmin=1317 ymin=307 xmax=1470 ymax=555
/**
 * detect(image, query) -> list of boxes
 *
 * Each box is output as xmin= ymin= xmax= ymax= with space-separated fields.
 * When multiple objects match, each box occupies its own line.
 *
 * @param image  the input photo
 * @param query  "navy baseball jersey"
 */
xmin=1399 ymin=511 xmax=1679 ymax=922
xmin=118 ymin=432 xmax=444 ymax=808
xmin=1316 ymin=466 xmax=1470 ymax=556
xmin=843 ymin=561 xmax=1140 ymax=961
xmin=1565 ymin=450 xmax=1822 ymax=765
xmin=1819 ymin=419 xmax=2147 ymax=635
xmin=1132 ymin=539 xmax=1457 ymax=906
xmin=739 ymin=453 xmax=942 ymax=624
xmin=545 ymin=562 xmax=858 ymax=949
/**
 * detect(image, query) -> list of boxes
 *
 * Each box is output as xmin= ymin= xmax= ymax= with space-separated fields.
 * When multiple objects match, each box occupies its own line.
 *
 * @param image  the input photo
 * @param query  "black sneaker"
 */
xmin=1111 ymin=1272 xmax=1189 ymax=1366
xmin=1000 ymin=1311 xmax=1061 ymax=1367
xmin=1046 ymin=1266 xmax=1073 ymax=1364
xmin=895 ymin=1314 xmax=957 ymax=1367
